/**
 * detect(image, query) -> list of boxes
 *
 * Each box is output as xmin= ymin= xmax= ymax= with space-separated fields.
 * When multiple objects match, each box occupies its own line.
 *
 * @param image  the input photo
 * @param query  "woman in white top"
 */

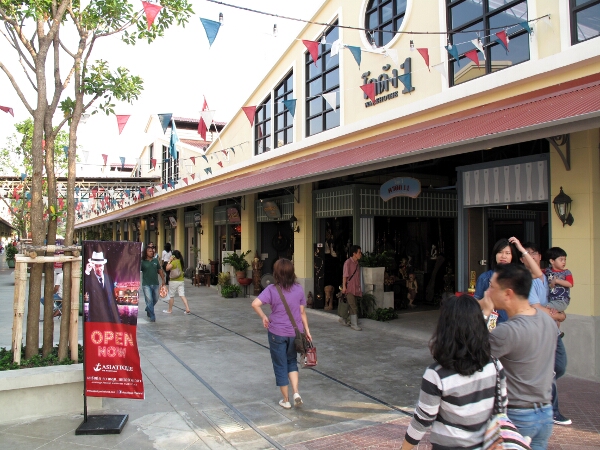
xmin=162 ymin=242 xmax=172 ymax=285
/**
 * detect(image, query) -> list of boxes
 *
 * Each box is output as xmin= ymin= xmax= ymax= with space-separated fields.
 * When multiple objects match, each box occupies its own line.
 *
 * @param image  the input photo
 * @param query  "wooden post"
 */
xmin=69 ymin=258 xmax=82 ymax=362
xmin=12 ymin=259 xmax=28 ymax=364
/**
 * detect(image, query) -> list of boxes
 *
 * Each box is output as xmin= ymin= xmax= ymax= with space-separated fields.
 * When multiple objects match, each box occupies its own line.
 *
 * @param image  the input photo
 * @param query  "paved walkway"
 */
xmin=0 ymin=255 xmax=598 ymax=449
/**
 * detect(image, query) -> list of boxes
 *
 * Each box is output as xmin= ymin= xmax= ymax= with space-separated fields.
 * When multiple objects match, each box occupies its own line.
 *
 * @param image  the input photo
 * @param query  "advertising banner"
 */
xmin=83 ymin=241 xmax=144 ymax=399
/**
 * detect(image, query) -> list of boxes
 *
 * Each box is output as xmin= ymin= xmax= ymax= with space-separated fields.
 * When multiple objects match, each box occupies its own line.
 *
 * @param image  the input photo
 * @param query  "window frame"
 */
xmin=364 ymin=0 xmax=407 ymax=48
xmin=254 ymin=95 xmax=272 ymax=156
xmin=446 ymin=0 xmax=530 ymax=87
xmin=161 ymin=144 xmax=179 ymax=185
xmin=273 ymin=71 xmax=294 ymax=149
xmin=570 ymin=0 xmax=600 ymax=44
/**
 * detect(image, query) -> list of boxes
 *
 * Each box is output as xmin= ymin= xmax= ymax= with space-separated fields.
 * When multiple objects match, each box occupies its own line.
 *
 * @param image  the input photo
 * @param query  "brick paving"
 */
xmin=288 ymin=376 xmax=600 ymax=450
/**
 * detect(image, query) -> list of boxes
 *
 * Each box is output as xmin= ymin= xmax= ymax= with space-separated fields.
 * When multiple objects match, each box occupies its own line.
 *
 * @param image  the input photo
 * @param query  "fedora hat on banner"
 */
xmin=88 ymin=251 xmax=107 ymax=265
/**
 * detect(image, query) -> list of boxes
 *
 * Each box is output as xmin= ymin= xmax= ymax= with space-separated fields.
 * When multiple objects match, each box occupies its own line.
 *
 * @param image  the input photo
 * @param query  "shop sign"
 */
xmin=194 ymin=212 xmax=201 ymax=227
xmin=262 ymin=201 xmax=281 ymax=219
xmin=227 ymin=207 xmax=241 ymax=223
xmin=380 ymin=177 xmax=421 ymax=201
xmin=362 ymin=57 xmax=415 ymax=108
xmin=168 ymin=216 xmax=177 ymax=228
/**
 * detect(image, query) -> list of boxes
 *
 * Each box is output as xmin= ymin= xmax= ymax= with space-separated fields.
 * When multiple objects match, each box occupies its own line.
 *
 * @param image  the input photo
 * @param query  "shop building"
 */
xmin=76 ymin=0 xmax=600 ymax=381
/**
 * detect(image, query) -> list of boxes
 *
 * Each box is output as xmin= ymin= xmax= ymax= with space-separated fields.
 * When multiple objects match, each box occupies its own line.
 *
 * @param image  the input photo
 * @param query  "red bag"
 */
xmin=302 ymin=341 xmax=317 ymax=368
xmin=159 ymin=285 xmax=168 ymax=298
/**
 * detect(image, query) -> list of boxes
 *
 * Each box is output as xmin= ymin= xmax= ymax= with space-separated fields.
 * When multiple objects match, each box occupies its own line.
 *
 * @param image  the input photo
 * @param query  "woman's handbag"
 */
xmin=159 ymin=284 xmax=168 ymax=298
xmin=169 ymin=266 xmax=182 ymax=278
xmin=302 ymin=340 xmax=317 ymax=368
xmin=275 ymin=285 xmax=317 ymax=366
xmin=483 ymin=358 xmax=532 ymax=450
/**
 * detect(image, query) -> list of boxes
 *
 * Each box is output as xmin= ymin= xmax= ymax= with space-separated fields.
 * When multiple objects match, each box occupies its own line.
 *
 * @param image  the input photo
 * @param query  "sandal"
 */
xmin=162 ymin=310 xmax=172 ymax=314
xmin=184 ymin=310 xmax=191 ymax=315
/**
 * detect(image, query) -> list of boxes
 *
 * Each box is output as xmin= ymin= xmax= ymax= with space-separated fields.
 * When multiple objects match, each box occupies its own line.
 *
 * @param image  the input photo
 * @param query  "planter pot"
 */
xmin=363 ymin=267 xmax=385 ymax=286
xmin=6 ymin=259 xmax=15 ymax=268
xmin=235 ymin=270 xmax=246 ymax=280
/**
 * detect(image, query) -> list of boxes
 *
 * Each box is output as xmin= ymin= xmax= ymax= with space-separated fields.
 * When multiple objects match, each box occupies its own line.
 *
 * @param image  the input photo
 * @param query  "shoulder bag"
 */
xmin=338 ymin=263 xmax=359 ymax=320
xmin=275 ymin=285 xmax=317 ymax=367
xmin=483 ymin=358 xmax=532 ymax=450
xmin=169 ymin=261 xmax=182 ymax=279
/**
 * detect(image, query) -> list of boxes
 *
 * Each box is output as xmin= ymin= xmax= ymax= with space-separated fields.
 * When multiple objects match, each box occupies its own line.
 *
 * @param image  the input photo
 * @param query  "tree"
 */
xmin=0 ymin=0 xmax=194 ymax=360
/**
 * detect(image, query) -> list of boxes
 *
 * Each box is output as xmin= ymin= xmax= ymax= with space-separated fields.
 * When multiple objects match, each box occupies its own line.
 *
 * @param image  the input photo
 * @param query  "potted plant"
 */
xmin=221 ymin=284 xmax=242 ymax=298
xmin=5 ymin=244 xmax=18 ymax=269
xmin=359 ymin=251 xmax=394 ymax=286
xmin=222 ymin=250 xmax=252 ymax=279
xmin=357 ymin=293 xmax=377 ymax=318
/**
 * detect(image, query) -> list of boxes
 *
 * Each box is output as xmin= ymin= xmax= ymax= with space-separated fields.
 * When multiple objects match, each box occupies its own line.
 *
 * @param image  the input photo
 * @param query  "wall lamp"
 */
xmin=553 ymin=187 xmax=574 ymax=227
xmin=198 ymin=224 xmax=204 ymax=235
xmin=289 ymin=215 xmax=300 ymax=233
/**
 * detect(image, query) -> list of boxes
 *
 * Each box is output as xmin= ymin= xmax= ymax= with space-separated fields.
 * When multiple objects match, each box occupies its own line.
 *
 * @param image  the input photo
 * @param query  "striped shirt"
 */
xmin=405 ymin=360 xmax=507 ymax=449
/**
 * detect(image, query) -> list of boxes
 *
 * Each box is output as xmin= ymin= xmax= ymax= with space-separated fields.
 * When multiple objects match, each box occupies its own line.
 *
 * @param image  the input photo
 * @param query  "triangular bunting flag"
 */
xmin=190 ymin=156 xmax=196 ymax=165
xmin=80 ymin=113 xmax=90 ymax=124
xmin=20 ymin=173 xmax=26 ymax=181
xmin=464 ymin=49 xmax=480 ymax=67
xmin=82 ymin=150 xmax=89 ymax=162
xmin=169 ymin=119 xmax=179 ymax=159
xmin=125 ymin=189 xmax=130 ymax=197
xmin=330 ymin=39 xmax=341 ymax=57
xmin=432 ymin=62 xmax=448 ymax=81
xmin=322 ymin=92 xmax=337 ymax=111
xmin=347 ymin=45 xmax=362 ymax=68
xmin=119 ymin=156 xmax=125 ymax=170
xmin=200 ymin=110 xmax=216 ymax=128
xmin=200 ymin=18 xmax=221 ymax=47
xmin=116 ymin=115 xmax=130 ymax=134
xmin=495 ymin=31 xmax=509 ymax=52
xmin=471 ymin=39 xmax=486 ymax=59
xmin=183 ymin=178 xmax=188 ymax=185
xmin=102 ymin=154 xmax=108 ymax=165
xmin=445 ymin=45 xmax=460 ymax=66
xmin=360 ymin=83 xmax=376 ymax=104
xmin=63 ymin=146 xmax=69 ymax=158
xmin=519 ymin=21 xmax=532 ymax=34
xmin=142 ymin=1 xmax=163 ymax=30
xmin=221 ymin=149 xmax=228 ymax=156
xmin=0 ymin=106 xmax=14 ymax=116
xmin=158 ymin=113 xmax=172 ymax=134
xmin=385 ymin=48 xmax=399 ymax=66
xmin=201 ymin=155 xmax=209 ymax=163
xmin=417 ymin=48 xmax=430 ymax=71
xmin=230 ymin=147 xmax=235 ymax=155
xmin=282 ymin=99 xmax=297 ymax=117
xmin=217 ymin=161 xmax=223 ymax=168
xmin=302 ymin=40 xmax=319 ymax=66
xmin=151 ymin=158 xmax=157 ymax=169
xmin=242 ymin=106 xmax=257 ymax=126
xmin=199 ymin=96 xmax=209 ymax=140
xmin=191 ymin=173 xmax=196 ymax=180
xmin=398 ymin=73 xmax=413 ymax=92
xmin=140 ymin=187 xmax=146 ymax=195
xmin=204 ymin=167 xmax=212 ymax=175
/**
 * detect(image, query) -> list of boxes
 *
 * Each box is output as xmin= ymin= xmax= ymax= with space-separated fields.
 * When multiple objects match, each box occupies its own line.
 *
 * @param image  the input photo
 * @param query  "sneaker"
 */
xmin=338 ymin=317 xmax=350 ymax=327
xmin=184 ymin=310 xmax=191 ymax=315
xmin=293 ymin=393 xmax=303 ymax=406
xmin=553 ymin=412 xmax=572 ymax=425
xmin=278 ymin=399 xmax=291 ymax=409
xmin=163 ymin=310 xmax=172 ymax=314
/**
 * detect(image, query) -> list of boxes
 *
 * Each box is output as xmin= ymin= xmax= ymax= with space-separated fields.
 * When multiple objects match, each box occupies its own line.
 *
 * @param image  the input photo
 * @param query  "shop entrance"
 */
xmin=259 ymin=221 xmax=293 ymax=275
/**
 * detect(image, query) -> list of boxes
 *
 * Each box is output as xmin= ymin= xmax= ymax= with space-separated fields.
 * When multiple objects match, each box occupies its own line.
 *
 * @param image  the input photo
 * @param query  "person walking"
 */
xmin=141 ymin=243 xmax=165 ymax=323
xmin=163 ymin=250 xmax=191 ymax=315
xmin=340 ymin=245 xmax=362 ymax=331
xmin=402 ymin=294 xmax=506 ymax=449
xmin=251 ymin=258 xmax=312 ymax=410
xmin=162 ymin=242 xmax=172 ymax=285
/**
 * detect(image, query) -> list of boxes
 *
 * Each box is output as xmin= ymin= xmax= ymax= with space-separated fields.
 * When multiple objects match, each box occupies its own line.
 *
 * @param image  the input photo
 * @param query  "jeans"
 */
xmin=40 ymin=293 xmax=62 ymax=311
xmin=507 ymin=405 xmax=553 ymax=450
xmin=268 ymin=331 xmax=298 ymax=386
xmin=552 ymin=335 xmax=567 ymax=415
xmin=142 ymin=285 xmax=159 ymax=321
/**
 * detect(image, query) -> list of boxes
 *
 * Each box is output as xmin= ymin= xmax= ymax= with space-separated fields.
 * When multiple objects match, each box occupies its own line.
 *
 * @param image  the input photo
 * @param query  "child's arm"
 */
xmin=551 ymin=278 xmax=573 ymax=288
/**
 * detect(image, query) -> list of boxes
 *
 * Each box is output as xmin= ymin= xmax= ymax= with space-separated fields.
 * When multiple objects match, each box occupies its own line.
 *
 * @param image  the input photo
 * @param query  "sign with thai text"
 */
xmin=262 ymin=201 xmax=282 ymax=219
xmin=380 ymin=177 xmax=421 ymax=201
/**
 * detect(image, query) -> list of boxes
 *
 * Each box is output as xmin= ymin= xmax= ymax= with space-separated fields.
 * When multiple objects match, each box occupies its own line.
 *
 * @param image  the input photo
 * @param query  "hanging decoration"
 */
xmin=221 ymin=149 xmax=228 ymax=156
xmin=242 ymin=106 xmax=257 ymax=126
xmin=464 ymin=49 xmax=480 ymax=67
xmin=331 ymin=39 xmax=342 ymax=56
xmin=151 ymin=158 xmax=157 ymax=169
xmin=158 ymin=113 xmax=172 ymax=134
xmin=183 ymin=178 xmax=188 ymax=185
xmin=432 ymin=62 xmax=448 ymax=80
xmin=495 ymin=30 xmax=509 ymax=52
xmin=82 ymin=150 xmax=89 ymax=162
xmin=200 ymin=18 xmax=221 ymax=47
xmin=199 ymin=96 xmax=209 ymax=139
xmin=398 ymin=73 xmax=413 ymax=92
xmin=347 ymin=45 xmax=362 ymax=68
xmin=142 ymin=1 xmax=162 ymax=29
xmin=417 ymin=48 xmax=430 ymax=71
xmin=191 ymin=173 xmax=196 ymax=180
xmin=204 ymin=167 xmax=212 ymax=175
xmin=302 ymin=40 xmax=319 ymax=66
xmin=322 ymin=92 xmax=337 ymax=111
xmin=0 ymin=106 xmax=14 ymax=116
xmin=200 ymin=110 xmax=216 ymax=130
xmin=519 ymin=21 xmax=532 ymax=34
xmin=20 ymin=173 xmax=26 ymax=181
xmin=201 ymin=155 xmax=209 ymax=163
xmin=116 ymin=115 xmax=130 ymax=134
xmin=217 ymin=161 xmax=223 ymax=167
xmin=190 ymin=156 xmax=196 ymax=165
xmin=80 ymin=113 xmax=90 ymax=124
xmin=230 ymin=147 xmax=235 ymax=155
xmin=471 ymin=38 xmax=486 ymax=59
xmin=360 ymin=83 xmax=376 ymax=104
xmin=445 ymin=44 xmax=460 ymax=66
xmin=385 ymin=48 xmax=399 ymax=67
xmin=169 ymin=118 xmax=179 ymax=159
xmin=282 ymin=99 xmax=297 ymax=117
xmin=120 ymin=156 xmax=125 ymax=170
xmin=63 ymin=146 xmax=69 ymax=158
xmin=102 ymin=154 xmax=108 ymax=165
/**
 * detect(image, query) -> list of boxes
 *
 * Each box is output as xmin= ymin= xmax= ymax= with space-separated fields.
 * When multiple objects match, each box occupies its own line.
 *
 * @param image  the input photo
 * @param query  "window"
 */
xmin=149 ymin=143 xmax=154 ymax=168
xmin=161 ymin=144 xmax=179 ymax=185
xmin=365 ymin=0 xmax=407 ymax=48
xmin=274 ymin=72 xmax=294 ymax=149
xmin=571 ymin=0 xmax=600 ymax=44
xmin=254 ymin=96 xmax=272 ymax=155
xmin=306 ymin=22 xmax=340 ymax=137
xmin=446 ymin=0 xmax=530 ymax=86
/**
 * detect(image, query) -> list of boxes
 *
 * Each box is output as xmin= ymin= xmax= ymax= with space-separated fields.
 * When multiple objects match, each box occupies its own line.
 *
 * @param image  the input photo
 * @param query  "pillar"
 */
xmin=176 ymin=207 xmax=185 ymax=253
xmin=293 ymin=184 xmax=314 ymax=295
xmin=201 ymin=201 xmax=217 ymax=264
xmin=241 ymin=194 xmax=257 ymax=277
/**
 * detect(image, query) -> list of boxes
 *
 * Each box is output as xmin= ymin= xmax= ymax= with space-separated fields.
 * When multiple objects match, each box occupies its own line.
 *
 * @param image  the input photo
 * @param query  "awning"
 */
xmin=77 ymin=74 xmax=600 ymax=228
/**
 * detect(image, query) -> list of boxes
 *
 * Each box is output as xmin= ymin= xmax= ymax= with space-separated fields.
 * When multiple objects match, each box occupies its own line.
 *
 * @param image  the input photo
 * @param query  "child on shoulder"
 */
xmin=544 ymin=247 xmax=573 ymax=335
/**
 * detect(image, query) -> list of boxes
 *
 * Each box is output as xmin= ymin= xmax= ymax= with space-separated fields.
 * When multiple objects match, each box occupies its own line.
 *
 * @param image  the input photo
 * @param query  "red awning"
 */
xmin=77 ymin=74 xmax=600 ymax=228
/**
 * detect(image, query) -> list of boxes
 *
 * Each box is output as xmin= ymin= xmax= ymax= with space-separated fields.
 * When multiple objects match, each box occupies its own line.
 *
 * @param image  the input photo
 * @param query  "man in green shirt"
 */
xmin=141 ymin=243 xmax=165 ymax=322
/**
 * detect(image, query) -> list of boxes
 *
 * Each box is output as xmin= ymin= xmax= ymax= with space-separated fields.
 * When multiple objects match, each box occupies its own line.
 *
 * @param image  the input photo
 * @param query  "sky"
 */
xmin=0 ymin=0 xmax=323 ymax=176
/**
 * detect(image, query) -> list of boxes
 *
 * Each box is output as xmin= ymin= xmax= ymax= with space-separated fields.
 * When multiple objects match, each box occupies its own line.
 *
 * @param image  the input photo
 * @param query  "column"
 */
xmin=293 ymin=184 xmax=313 ymax=295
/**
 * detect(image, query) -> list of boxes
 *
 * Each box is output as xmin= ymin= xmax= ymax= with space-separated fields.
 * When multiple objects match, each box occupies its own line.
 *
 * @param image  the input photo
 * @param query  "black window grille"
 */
xmin=254 ymin=96 xmax=272 ymax=155
xmin=365 ymin=0 xmax=407 ymax=48
xmin=274 ymin=72 xmax=294 ymax=149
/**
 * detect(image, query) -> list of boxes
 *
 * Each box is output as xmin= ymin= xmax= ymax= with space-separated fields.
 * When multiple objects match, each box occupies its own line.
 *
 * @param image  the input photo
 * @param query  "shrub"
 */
xmin=359 ymin=251 xmax=394 ymax=268
xmin=5 ymin=244 xmax=18 ymax=261
xmin=222 ymin=250 xmax=252 ymax=272
xmin=0 ymin=345 xmax=83 ymax=371
xmin=221 ymin=284 xmax=242 ymax=298
xmin=367 ymin=308 xmax=399 ymax=322
xmin=357 ymin=293 xmax=377 ymax=318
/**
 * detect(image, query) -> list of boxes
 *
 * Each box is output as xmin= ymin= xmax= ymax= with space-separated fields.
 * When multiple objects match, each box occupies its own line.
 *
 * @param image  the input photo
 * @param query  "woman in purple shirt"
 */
xmin=252 ymin=259 xmax=312 ymax=410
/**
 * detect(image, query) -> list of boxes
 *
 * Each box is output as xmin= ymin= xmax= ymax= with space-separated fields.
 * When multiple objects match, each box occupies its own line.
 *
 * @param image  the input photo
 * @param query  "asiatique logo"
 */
xmin=92 ymin=363 xmax=133 ymax=372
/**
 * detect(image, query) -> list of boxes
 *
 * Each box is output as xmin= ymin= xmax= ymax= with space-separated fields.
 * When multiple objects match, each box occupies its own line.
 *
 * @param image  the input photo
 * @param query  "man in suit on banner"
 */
xmin=85 ymin=250 xmax=120 ymax=323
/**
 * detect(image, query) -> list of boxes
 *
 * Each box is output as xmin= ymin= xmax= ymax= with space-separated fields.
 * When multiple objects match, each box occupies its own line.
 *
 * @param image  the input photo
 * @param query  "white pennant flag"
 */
xmin=385 ymin=48 xmax=400 ymax=66
xmin=80 ymin=113 xmax=90 ymax=124
xmin=331 ymin=39 xmax=342 ymax=57
xmin=135 ymin=158 xmax=141 ymax=167
xmin=200 ymin=110 xmax=216 ymax=127
xmin=471 ymin=39 xmax=486 ymax=59
xmin=432 ymin=62 xmax=448 ymax=81
xmin=322 ymin=92 xmax=337 ymax=111
xmin=82 ymin=150 xmax=89 ymax=163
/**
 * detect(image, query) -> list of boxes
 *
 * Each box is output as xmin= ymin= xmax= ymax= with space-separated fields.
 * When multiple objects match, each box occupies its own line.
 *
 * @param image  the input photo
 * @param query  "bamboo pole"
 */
xmin=69 ymin=259 xmax=82 ymax=362
xmin=15 ymin=255 xmax=82 ymax=263
xmin=12 ymin=260 xmax=28 ymax=364
xmin=23 ymin=245 xmax=81 ymax=253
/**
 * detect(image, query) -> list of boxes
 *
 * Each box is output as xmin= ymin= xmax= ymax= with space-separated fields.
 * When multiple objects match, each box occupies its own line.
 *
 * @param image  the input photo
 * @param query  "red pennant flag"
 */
xmin=242 ymin=106 xmax=257 ymax=126
xmin=141 ymin=187 xmax=146 ymax=194
xmin=217 ymin=161 xmax=223 ymax=167
xmin=116 ymin=115 xmax=130 ymax=134
xmin=58 ymin=198 xmax=64 ymax=208
xmin=199 ymin=96 xmax=209 ymax=140
xmin=142 ymin=1 xmax=163 ymax=30
xmin=0 ymin=106 xmax=14 ymax=116
xmin=417 ymin=48 xmax=430 ymax=71
xmin=302 ymin=40 xmax=319 ymax=66
xmin=151 ymin=158 xmax=157 ymax=169
xmin=191 ymin=173 xmax=196 ymax=180
xmin=183 ymin=177 xmax=188 ymax=185
xmin=148 ymin=187 xmax=154 ymax=196
xmin=102 ymin=154 xmax=108 ymax=165
xmin=495 ymin=30 xmax=509 ymax=51
xmin=360 ymin=83 xmax=376 ymax=104
xmin=464 ymin=49 xmax=480 ymax=67
xmin=12 ymin=188 xmax=18 ymax=198
xmin=190 ymin=156 xmax=196 ymax=165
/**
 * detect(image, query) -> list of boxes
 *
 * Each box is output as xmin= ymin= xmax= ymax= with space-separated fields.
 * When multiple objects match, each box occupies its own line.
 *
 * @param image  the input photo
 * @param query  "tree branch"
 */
xmin=0 ymin=61 xmax=33 ymax=115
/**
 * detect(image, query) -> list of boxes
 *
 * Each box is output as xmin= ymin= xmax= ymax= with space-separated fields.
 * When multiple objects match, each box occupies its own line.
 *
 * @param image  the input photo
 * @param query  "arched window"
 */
xmin=365 ymin=0 xmax=407 ymax=48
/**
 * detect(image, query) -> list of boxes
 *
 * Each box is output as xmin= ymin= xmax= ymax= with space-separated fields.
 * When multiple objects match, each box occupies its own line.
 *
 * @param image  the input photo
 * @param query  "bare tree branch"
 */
xmin=0 ymin=61 xmax=33 ymax=114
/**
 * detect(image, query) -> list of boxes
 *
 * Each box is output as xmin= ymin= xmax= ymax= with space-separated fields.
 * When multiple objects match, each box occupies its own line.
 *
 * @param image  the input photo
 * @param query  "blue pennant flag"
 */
xmin=169 ymin=119 xmax=179 ymax=159
xmin=204 ymin=167 xmax=212 ymax=175
xmin=398 ymin=73 xmax=413 ymax=93
xmin=347 ymin=45 xmax=361 ymax=68
xmin=494 ymin=36 xmax=509 ymax=53
xmin=230 ymin=147 xmax=235 ymax=155
xmin=168 ymin=179 xmax=174 ymax=188
xmin=200 ymin=18 xmax=221 ymax=47
xmin=201 ymin=154 xmax=209 ymax=163
xmin=75 ymin=186 xmax=80 ymax=196
xmin=158 ymin=113 xmax=172 ymax=134
xmin=125 ymin=189 xmax=130 ymax=197
xmin=25 ymin=192 xmax=31 ymax=199
xmin=282 ymin=99 xmax=297 ymax=117
xmin=119 ymin=156 xmax=125 ymax=170
xmin=163 ymin=183 xmax=168 ymax=190
xmin=519 ymin=21 xmax=532 ymax=34
xmin=63 ymin=146 xmax=69 ymax=158
xmin=445 ymin=44 xmax=460 ymax=66
xmin=20 ymin=173 xmax=26 ymax=181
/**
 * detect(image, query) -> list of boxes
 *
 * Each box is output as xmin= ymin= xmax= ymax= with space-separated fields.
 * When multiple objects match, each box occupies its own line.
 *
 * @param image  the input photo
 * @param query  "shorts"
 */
xmin=268 ymin=331 xmax=298 ymax=386
xmin=168 ymin=280 xmax=185 ymax=298
xmin=546 ymin=299 xmax=569 ymax=312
